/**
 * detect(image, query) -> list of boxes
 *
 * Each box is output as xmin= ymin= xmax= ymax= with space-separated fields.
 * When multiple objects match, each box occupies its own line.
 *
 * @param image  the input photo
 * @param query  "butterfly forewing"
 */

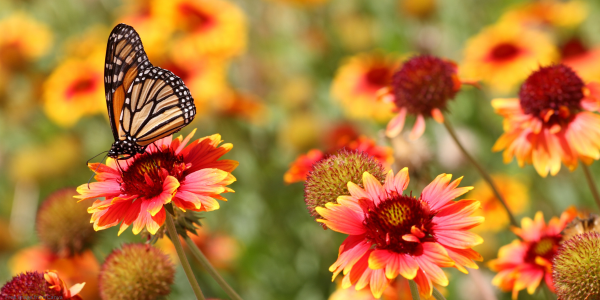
xmin=104 ymin=24 xmax=196 ymax=158
xmin=104 ymin=23 xmax=150 ymax=141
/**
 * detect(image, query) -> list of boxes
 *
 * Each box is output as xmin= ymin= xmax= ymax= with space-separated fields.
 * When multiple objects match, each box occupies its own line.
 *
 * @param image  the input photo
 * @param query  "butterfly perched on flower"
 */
xmin=104 ymin=23 xmax=196 ymax=159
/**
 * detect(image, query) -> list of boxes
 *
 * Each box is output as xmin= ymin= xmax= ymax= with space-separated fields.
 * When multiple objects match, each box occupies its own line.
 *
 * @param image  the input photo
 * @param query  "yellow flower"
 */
xmin=500 ymin=0 xmax=587 ymax=29
xmin=168 ymin=0 xmax=247 ymax=60
xmin=468 ymin=175 xmax=529 ymax=232
xmin=160 ymin=55 xmax=230 ymax=117
xmin=460 ymin=22 xmax=558 ymax=94
xmin=117 ymin=0 xmax=176 ymax=62
xmin=0 ymin=13 xmax=52 ymax=71
xmin=266 ymin=0 xmax=329 ymax=6
xmin=42 ymin=52 xmax=105 ymax=127
xmin=331 ymin=52 xmax=399 ymax=122
xmin=9 ymin=135 xmax=80 ymax=182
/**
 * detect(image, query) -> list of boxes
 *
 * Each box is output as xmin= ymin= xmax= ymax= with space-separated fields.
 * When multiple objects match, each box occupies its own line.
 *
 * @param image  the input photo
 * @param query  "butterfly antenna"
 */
xmin=86 ymin=152 xmax=109 ymax=189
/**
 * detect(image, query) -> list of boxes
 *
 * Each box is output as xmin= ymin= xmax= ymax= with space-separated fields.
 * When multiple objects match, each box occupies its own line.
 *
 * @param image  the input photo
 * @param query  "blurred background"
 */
xmin=0 ymin=0 xmax=599 ymax=299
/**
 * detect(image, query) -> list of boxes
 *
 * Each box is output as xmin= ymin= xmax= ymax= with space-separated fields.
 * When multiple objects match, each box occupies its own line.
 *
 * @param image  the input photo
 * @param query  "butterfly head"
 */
xmin=108 ymin=140 xmax=145 ymax=159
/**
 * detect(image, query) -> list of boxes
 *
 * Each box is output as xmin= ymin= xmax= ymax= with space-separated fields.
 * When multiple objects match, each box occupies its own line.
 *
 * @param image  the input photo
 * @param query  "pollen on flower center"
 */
xmin=392 ymin=55 xmax=460 ymax=117
xmin=120 ymin=148 xmax=186 ymax=198
xmin=362 ymin=192 xmax=434 ymax=254
xmin=525 ymin=236 xmax=559 ymax=262
xmin=490 ymin=43 xmax=520 ymax=61
xmin=519 ymin=64 xmax=584 ymax=124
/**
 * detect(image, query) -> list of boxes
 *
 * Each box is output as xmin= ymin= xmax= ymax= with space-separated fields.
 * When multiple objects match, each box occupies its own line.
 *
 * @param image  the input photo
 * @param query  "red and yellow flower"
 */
xmin=9 ymin=246 xmax=100 ymax=299
xmin=117 ymin=0 xmax=175 ymax=61
xmin=169 ymin=0 xmax=247 ymax=60
xmin=468 ymin=175 xmax=529 ymax=233
xmin=0 ymin=13 xmax=52 ymax=71
xmin=331 ymin=52 xmax=399 ymax=123
xmin=284 ymin=136 xmax=393 ymax=184
xmin=42 ymin=49 xmax=105 ymax=127
xmin=75 ymin=130 xmax=238 ymax=235
xmin=489 ymin=208 xmax=577 ymax=299
xmin=561 ymin=38 xmax=600 ymax=84
xmin=1 ymin=270 xmax=85 ymax=300
xmin=382 ymin=55 xmax=463 ymax=140
xmin=460 ymin=22 xmax=558 ymax=93
xmin=492 ymin=64 xmax=600 ymax=177
xmin=317 ymin=168 xmax=483 ymax=298
xmin=499 ymin=0 xmax=587 ymax=29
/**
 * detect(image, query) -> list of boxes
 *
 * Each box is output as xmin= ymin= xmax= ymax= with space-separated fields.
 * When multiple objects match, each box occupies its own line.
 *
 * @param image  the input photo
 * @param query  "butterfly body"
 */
xmin=104 ymin=24 xmax=196 ymax=159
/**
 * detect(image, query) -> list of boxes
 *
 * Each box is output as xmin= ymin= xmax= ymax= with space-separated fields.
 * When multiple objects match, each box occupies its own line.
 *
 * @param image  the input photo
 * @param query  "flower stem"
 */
xmin=432 ymin=287 xmax=447 ymax=300
xmin=581 ymin=163 xmax=600 ymax=210
xmin=408 ymin=280 xmax=420 ymax=300
xmin=442 ymin=118 xmax=518 ymax=227
xmin=165 ymin=211 xmax=205 ymax=300
xmin=185 ymin=236 xmax=244 ymax=300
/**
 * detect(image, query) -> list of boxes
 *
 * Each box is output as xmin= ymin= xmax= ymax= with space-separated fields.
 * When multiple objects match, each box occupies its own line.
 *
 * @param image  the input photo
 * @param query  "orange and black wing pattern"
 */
xmin=104 ymin=24 xmax=196 ymax=158
xmin=104 ymin=23 xmax=150 ymax=142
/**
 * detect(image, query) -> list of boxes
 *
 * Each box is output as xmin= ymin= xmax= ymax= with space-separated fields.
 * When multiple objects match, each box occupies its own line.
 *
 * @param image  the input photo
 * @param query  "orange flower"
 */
xmin=284 ymin=149 xmax=324 ymax=184
xmin=9 ymin=246 xmax=99 ymax=299
xmin=561 ymin=38 xmax=600 ymax=83
xmin=0 ymin=13 xmax=52 ymax=71
xmin=469 ymin=175 xmax=529 ymax=232
xmin=1 ymin=270 xmax=85 ymax=300
xmin=492 ymin=64 xmax=600 ymax=177
xmin=460 ymin=22 xmax=558 ymax=93
xmin=284 ymin=135 xmax=393 ymax=184
xmin=331 ymin=52 xmax=399 ymax=122
xmin=217 ymin=91 xmax=268 ymax=125
xmin=382 ymin=55 xmax=463 ymax=140
xmin=499 ymin=0 xmax=587 ymax=29
xmin=75 ymin=130 xmax=238 ymax=235
xmin=317 ymin=169 xmax=483 ymax=298
xmin=489 ymin=208 xmax=577 ymax=299
xmin=169 ymin=0 xmax=247 ymax=60
xmin=42 ymin=51 xmax=105 ymax=127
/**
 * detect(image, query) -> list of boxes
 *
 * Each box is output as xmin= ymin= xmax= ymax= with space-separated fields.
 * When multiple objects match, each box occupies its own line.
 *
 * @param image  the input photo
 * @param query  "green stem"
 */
xmin=581 ymin=163 xmax=600 ymax=210
xmin=185 ymin=236 xmax=244 ymax=300
xmin=442 ymin=118 xmax=518 ymax=227
xmin=408 ymin=280 xmax=420 ymax=300
xmin=165 ymin=211 xmax=205 ymax=300
xmin=432 ymin=287 xmax=447 ymax=300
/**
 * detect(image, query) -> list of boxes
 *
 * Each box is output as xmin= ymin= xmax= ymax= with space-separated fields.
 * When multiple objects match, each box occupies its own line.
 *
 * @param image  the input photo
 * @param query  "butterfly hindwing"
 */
xmin=104 ymin=23 xmax=151 ymax=141
xmin=119 ymin=66 xmax=196 ymax=147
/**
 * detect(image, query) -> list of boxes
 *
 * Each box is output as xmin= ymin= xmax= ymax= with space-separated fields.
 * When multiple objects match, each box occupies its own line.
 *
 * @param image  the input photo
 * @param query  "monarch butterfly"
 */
xmin=104 ymin=23 xmax=196 ymax=159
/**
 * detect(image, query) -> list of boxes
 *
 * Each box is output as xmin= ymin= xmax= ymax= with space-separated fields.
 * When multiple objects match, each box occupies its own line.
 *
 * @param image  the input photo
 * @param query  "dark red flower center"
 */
xmin=519 ymin=64 xmax=584 ymax=125
xmin=561 ymin=38 xmax=588 ymax=59
xmin=489 ymin=43 xmax=520 ymax=61
xmin=65 ymin=75 xmax=99 ymax=100
xmin=0 ymin=272 xmax=63 ymax=298
xmin=365 ymin=67 xmax=392 ymax=88
xmin=525 ymin=236 xmax=560 ymax=263
xmin=392 ymin=55 xmax=460 ymax=117
xmin=179 ymin=3 xmax=215 ymax=32
xmin=120 ymin=148 xmax=186 ymax=198
xmin=361 ymin=192 xmax=434 ymax=254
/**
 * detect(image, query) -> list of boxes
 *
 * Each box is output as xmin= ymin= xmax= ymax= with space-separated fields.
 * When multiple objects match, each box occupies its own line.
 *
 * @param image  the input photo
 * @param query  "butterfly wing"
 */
xmin=104 ymin=23 xmax=151 ymax=142
xmin=119 ymin=66 xmax=196 ymax=147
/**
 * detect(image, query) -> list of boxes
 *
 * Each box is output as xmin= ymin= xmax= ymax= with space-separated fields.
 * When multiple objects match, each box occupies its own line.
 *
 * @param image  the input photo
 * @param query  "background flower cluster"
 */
xmin=1 ymin=0 xmax=600 ymax=299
